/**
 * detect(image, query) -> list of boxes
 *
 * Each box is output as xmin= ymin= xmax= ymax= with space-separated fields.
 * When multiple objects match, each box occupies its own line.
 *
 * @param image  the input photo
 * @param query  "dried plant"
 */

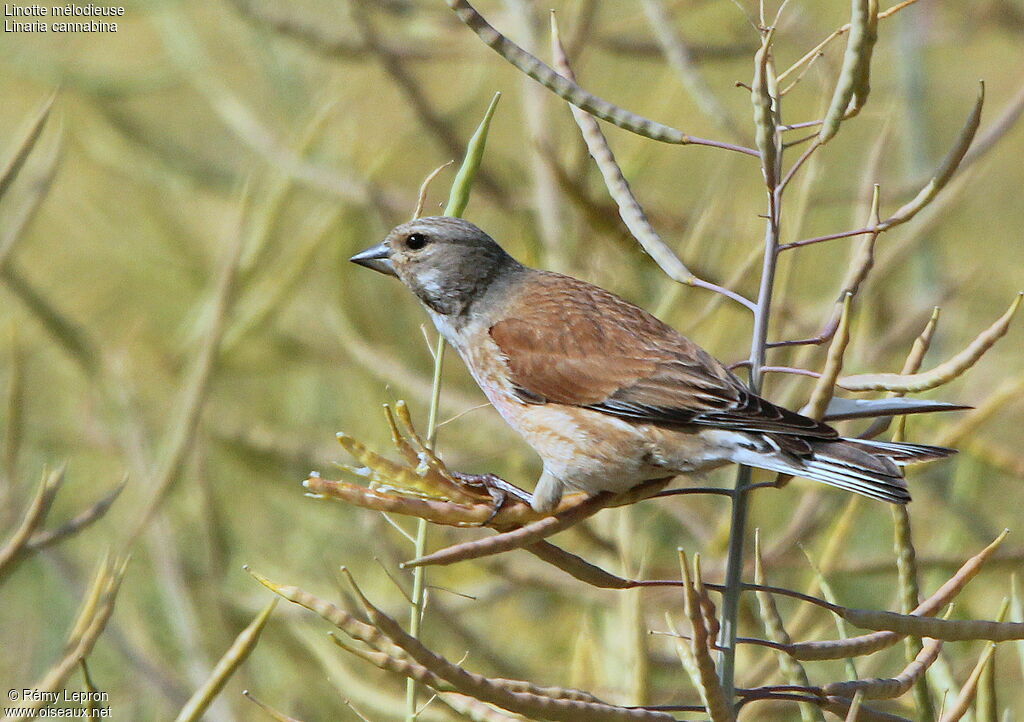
xmin=3 ymin=1 xmax=1024 ymax=720
xmin=245 ymin=2 xmax=1024 ymax=720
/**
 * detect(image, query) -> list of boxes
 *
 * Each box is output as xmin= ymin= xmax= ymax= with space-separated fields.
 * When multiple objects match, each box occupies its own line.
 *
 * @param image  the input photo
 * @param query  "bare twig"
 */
xmin=777 ymin=0 xmax=922 ymax=85
xmin=446 ymin=0 xmax=759 ymax=155
xmin=782 ymin=84 xmax=985 ymax=252
xmin=550 ymin=14 xmax=755 ymax=313
xmin=639 ymin=0 xmax=747 ymax=142
xmin=401 ymin=492 xmax=616 ymax=568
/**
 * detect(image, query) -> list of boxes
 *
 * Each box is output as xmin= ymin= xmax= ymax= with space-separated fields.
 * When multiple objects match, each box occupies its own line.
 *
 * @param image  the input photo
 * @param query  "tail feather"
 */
xmin=841 ymin=437 xmax=956 ymax=465
xmin=730 ymin=437 xmax=955 ymax=504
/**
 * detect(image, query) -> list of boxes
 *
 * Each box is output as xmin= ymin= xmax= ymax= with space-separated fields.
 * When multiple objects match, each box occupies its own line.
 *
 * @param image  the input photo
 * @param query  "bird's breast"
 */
xmin=445 ymin=329 xmax=652 ymax=485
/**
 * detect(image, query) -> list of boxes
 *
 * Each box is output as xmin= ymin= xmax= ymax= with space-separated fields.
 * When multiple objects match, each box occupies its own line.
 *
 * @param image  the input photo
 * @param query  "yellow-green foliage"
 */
xmin=1 ymin=2 xmax=1022 ymax=720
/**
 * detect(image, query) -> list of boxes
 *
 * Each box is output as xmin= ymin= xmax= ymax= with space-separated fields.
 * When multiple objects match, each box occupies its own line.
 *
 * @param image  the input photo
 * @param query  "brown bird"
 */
xmin=351 ymin=217 xmax=953 ymax=513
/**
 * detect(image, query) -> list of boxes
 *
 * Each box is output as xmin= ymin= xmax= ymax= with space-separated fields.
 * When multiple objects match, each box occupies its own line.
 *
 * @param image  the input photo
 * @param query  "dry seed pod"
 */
xmin=549 ymin=14 xmax=754 ymax=312
xmin=402 ymin=492 xmax=614 ymax=568
xmin=780 ymin=531 xmax=1008 ymax=660
xmin=881 ymin=82 xmax=985 ymax=230
xmin=664 ymin=613 xmax=705 ymax=709
xmin=15 ymin=554 xmax=130 ymax=719
xmin=752 ymin=533 xmax=824 ymax=722
xmin=839 ymin=607 xmax=1024 ymax=642
xmin=802 ymin=293 xmax=854 ymax=420
xmin=245 ymin=567 xmax=405 ymax=657
xmin=337 ymin=569 xmax=677 ymax=721
xmin=173 ymin=599 xmax=278 ymax=722
xmin=444 ymin=0 xmax=760 ymax=152
xmin=935 ymin=600 xmax=1010 ymax=721
xmin=383 ymin=403 xmax=422 ymax=468
xmin=527 ymin=540 xmax=636 ymax=589
xmin=329 ymin=633 xmax=454 ymax=691
xmin=819 ymin=638 xmax=942 ymax=700
xmin=838 ymin=293 xmax=1020 ymax=392
xmin=304 ymin=475 xmax=499 ymax=526
xmin=0 ymin=465 xmax=66 ymax=581
xmin=679 ymin=551 xmax=734 ymax=722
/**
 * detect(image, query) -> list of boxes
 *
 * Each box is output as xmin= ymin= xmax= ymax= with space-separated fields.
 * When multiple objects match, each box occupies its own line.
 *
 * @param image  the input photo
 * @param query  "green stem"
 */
xmin=405 ymin=334 xmax=446 ymax=722
xmin=405 ymin=520 xmax=428 ymax=722
xmin=404 ymin=91 xmax=495 ymax=719
xmin=426 ymin=335 xmax=446 ymax=447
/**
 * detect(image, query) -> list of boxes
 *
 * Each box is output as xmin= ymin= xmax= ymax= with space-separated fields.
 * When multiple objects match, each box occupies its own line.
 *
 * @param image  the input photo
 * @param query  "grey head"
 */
xmin=350 ymin=217 xmax=523 ymax=316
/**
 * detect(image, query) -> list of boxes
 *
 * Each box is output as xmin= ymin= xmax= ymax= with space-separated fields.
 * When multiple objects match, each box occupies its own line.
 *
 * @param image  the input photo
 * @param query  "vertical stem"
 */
xmin=405 ymin=334 xmax=446 ymax=721
xmin=717 ymin=185 xmax=781 ymax=701
xmin=426 ymin=336 xmax=446 ymax=447
xmin=718 ymin=24 xmax=783 ymax=699
xmin=717 ymin=467 xmax=751 ymax=701
xmin=405 ymin=520 xmax=428 ymax=721
xmin=749 ymin=190 xmax=781 ymax=392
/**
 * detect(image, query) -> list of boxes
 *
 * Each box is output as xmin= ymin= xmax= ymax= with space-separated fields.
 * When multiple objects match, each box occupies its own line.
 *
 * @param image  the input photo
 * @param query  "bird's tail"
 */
xmin=730 ymin=437 xmax=955 ymax=504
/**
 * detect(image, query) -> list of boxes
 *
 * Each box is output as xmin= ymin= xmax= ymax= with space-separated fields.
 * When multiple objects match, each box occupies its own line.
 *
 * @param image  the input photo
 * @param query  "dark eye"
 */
xmin=406 ymin=233 xmax=430 ymax=251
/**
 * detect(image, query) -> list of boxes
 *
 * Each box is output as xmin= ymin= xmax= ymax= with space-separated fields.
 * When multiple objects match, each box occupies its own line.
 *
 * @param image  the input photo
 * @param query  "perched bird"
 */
xmin=351 ymin=217 xmax=953 ymax=513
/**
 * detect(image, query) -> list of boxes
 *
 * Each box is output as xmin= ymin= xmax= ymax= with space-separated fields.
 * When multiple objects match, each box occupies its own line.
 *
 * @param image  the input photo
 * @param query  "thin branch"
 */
xmin=781 ymin=83 xmax=985 ymax=252
xmin=779 ymin=141 xmax=822 ymax=194
xmin=446 ymin=0 xmax=759 ymax=155
xmin=0 ymin=91 xmax=56 ymax=202
xmin=776 ymin=0 xmax=922 ymax=85
xmin=837 ymin=293 xmax=1021 ymax=392
xmin=401 ymin=492 xmax=616 ymax=568
xmin=639 ymin=0 xmax=747 ymax=142
xmin=26 ymin=476 xmax=127 ymax=552
xmin=763 ymin=365 xmax=822 ymax=378
xmin=0 ymin=465 xmax=65 ymax=581
xmin=718 ymin=23 xmax=782 ymax=701
xmin=550 ymin=14 xmax=756 ymax=313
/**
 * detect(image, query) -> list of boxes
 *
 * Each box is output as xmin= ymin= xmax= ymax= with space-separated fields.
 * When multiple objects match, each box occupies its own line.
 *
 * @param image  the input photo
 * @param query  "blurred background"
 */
xmin=1 ymin=0 xmax=1022 ymax=719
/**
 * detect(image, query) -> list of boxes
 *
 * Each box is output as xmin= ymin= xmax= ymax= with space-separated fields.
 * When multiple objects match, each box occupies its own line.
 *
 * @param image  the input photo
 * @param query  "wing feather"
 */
xmin=490 ymin=272 xmax=837 ymax=440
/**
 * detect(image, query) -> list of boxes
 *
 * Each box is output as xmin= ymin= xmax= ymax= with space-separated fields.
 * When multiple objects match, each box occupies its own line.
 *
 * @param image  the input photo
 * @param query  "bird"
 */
xmin=350 ymin=216 xmax=954 ymax=514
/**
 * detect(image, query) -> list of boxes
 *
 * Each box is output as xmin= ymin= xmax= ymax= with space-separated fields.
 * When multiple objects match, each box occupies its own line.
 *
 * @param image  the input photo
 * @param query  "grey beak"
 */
xmin=350 ymin=242 xmax=396 ymax=277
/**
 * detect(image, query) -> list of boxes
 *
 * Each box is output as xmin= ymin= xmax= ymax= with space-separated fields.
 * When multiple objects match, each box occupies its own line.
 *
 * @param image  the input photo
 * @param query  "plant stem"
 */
xmin=718 ymin=185 xmax=781 ymax=702
xmin=405 ymin=334 xmax=446 ymax=722
xmin=426 ymin=336 xmax=446 ymax=448
xmin=405 ymin=519 xmax=428 ymax=722
xmin=717 ymin=466 xmax=752 ymax=701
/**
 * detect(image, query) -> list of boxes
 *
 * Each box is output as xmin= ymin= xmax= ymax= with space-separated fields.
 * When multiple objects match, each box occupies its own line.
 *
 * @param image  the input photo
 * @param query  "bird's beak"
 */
xmin=349 ymin=242 xmax=396 ymax=277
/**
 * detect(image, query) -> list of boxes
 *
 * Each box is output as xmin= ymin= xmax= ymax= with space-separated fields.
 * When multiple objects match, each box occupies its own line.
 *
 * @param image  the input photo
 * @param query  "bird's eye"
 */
xmin=406 ymin=233 xmax=430 ymax=251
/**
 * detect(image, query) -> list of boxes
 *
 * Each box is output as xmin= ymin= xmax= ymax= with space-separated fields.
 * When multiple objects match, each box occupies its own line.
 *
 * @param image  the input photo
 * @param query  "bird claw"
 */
xmin=449 ymin=472 xmax=532 ymax=526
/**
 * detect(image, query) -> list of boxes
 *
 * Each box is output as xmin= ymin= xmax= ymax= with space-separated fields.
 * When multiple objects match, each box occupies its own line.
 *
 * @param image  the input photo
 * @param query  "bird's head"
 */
xmin=350 ymin=217 xmax=521 ymax=316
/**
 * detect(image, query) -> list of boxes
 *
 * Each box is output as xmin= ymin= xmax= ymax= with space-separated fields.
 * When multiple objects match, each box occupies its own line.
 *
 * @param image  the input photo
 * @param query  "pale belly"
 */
xmin=449 ymin=326 xmax=735 ymax=495
xmin=493 ymin=399 xmax=735 ymax=493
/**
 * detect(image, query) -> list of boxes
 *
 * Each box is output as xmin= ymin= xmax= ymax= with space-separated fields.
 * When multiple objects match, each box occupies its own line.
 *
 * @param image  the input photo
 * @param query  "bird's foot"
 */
xmin=449 ymin=472 xmax=533 ymax=525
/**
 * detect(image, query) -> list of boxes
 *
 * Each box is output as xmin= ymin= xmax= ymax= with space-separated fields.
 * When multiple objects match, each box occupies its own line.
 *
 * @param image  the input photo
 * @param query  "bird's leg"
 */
xmin=449 ymin=471 xmax=533 ymax=525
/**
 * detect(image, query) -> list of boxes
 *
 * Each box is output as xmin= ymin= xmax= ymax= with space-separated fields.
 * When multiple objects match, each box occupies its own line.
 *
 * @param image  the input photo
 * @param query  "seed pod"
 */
xmin=838 ymin=292 xmax=1020 ymax=392
xmin=447 ymin=0 xmax=691 ymax=144
xmin=819 ymin=0 xmax=879 ymax=144
xmin=752 ymin=33 xmax=781 ymax=187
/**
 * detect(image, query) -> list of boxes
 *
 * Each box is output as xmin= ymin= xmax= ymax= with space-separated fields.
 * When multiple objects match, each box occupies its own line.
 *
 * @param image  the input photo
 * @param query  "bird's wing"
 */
xmin=489 ymin=271 xmax=836 ymax=440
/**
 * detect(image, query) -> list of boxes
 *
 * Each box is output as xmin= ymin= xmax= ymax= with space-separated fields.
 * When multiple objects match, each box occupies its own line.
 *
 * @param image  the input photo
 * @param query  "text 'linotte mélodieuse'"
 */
xmin=4 ymin=4 xmax=124 ymax=32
